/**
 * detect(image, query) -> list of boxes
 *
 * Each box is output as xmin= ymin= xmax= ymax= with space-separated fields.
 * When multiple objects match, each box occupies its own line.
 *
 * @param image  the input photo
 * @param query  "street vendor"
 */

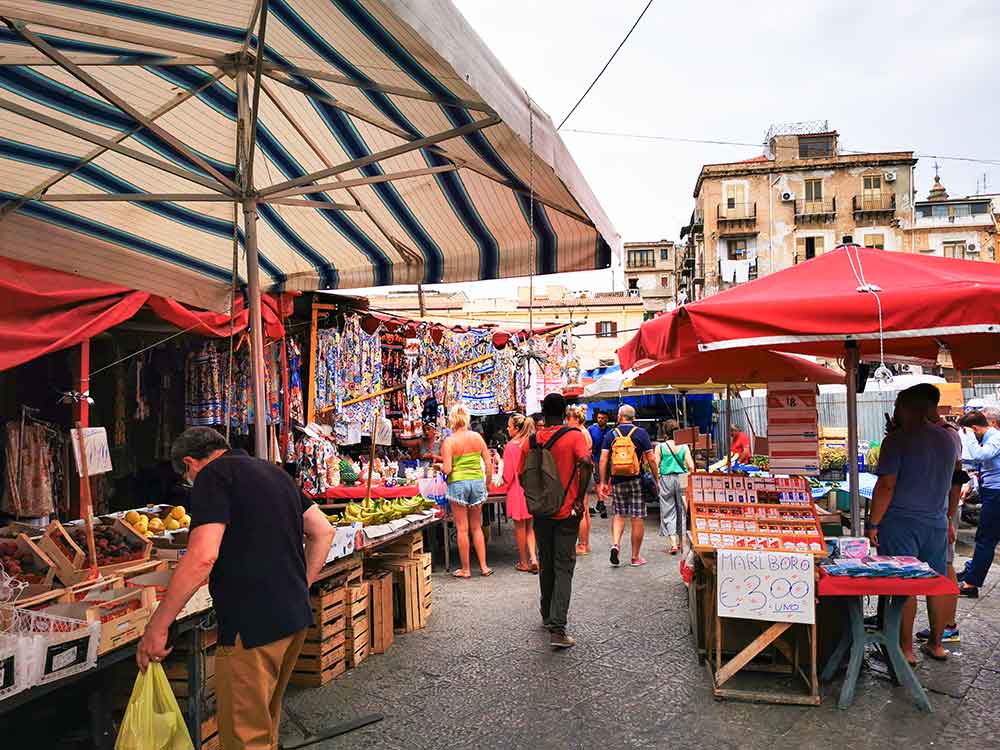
xmin=728 ymin=424 xmax=752 ymax=464
xmin=137 ymin=427 xmax=335 ymax=750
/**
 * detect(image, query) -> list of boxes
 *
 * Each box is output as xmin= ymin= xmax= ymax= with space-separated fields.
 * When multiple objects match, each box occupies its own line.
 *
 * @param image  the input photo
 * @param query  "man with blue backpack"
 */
xmin=519 ymin=393 xmax=593 ymax=649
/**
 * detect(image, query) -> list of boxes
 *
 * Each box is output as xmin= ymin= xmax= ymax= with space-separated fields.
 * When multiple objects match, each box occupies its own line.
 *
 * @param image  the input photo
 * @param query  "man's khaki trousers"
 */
xmin=215 ymin=629 xmax=307 ymax=750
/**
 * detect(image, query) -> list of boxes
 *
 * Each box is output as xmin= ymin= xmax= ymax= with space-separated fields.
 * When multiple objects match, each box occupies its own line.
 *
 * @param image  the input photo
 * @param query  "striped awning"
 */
xmin=0 ymin=1 xmax=618 ymax=311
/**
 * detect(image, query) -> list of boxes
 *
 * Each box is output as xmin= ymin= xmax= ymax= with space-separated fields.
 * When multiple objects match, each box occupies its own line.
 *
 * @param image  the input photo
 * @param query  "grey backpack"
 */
xmin=519 ymin=427 xmax=578 ymax=518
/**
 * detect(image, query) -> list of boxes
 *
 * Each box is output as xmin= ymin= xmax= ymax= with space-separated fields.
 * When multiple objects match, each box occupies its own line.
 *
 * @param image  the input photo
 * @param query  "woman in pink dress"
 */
xmin=493 ymin=413 xmax=538 ymax=573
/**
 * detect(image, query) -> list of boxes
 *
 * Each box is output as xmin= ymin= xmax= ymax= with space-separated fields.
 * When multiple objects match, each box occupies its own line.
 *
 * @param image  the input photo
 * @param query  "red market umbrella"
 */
xmin=631 ymin=349 xmax=843 ymax=387
xmin=619 ymin=245 xmax=1000 ymax=371
xmin=619 ymin=244 xmax=1000 ymax=534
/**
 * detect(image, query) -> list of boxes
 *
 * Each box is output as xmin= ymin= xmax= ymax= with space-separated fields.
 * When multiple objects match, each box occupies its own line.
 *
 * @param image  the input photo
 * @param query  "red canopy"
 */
xmin=0 ymin=257 xmax=289 ymax=372
xmin=631 ymin=349 xmax=843 ymax=387
xmin=620 ymin=246 xmax=1000 ymax=370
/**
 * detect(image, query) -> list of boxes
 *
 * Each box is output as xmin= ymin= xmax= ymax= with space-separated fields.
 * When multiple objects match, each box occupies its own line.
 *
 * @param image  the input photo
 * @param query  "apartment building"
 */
xmin=623 ymin=239 xmax=679 ymax=313
xmin=366 ymin=285 xmax=645 ymax=369
xmin=906 ymin=171 xmax=998 ymax=260
xmin=680 ymin=121 xmax=917 ymax=297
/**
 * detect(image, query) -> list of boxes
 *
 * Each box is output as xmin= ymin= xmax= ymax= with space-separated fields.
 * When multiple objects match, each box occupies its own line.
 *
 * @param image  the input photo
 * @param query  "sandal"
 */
xmin=515 ymin=562 xmax=532 ymax=573
xmin=576 ymin=544 xmax=590 ymax=556
xmin=481 ymin=568 xmax=494 ymax=577
xmin=530 ymin=562 xmax=539 ymax=574
xmin=452 ymin=570 xmax=471 ymax=579
xmin=920 ymin=643 xmax=949 ymax=662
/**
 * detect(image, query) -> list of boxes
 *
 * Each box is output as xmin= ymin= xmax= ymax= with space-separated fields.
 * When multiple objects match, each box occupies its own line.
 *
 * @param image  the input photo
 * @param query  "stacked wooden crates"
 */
xmin=365 ymin=531 xmax=433 ymax=635
xmin=290 ymin=554 xmax=362 ymax=687
xmin=345 ymin=583 xmax=370 ymax=668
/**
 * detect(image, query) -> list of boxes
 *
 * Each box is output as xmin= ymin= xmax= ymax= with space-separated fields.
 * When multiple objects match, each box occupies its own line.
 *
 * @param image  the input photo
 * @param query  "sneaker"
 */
xmin=916 ymin=626 xmax=960 ymax=642
xmin=630 ymin=557 xmax=648 ymax=567
xmin=610 ymin=545 xmax=621 ymax=567
xmin=550 ymin=630 xmax=576 ymax=649
xmin=959 ymin=585 xmax=979 ymax=598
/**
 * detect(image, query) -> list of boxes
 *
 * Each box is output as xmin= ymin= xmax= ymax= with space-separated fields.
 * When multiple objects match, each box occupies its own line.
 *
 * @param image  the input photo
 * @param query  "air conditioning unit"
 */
xmin=627 ymin=288 xmax=641 ymax=297
xmin=884 ymin=170 xmax=898 ymax=182
xmin=781 ymin=191 xmax=796 ymax=202
xmin=967 ymin=243 xmax=979 ymax=253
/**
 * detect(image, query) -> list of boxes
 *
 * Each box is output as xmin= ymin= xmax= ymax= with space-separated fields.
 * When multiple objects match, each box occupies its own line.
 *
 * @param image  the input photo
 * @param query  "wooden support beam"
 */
xmin=715 ymin=622 xmax=792 ymax=687
xmin=263 ymin=198 xmax=361 ymax=211
xmin=0 ymin=5 xmax=233 ymax=61
xmin=0 ymin=54 xmax=218 ymax=66
xmin=259 ymin=60 xmax=493 ymax=113
xmin=0 ymin=95 xmax=233 ymax=195
xmin=39 ymin=193 xmax=234 ymax=202
xmin=259 ymin=116 xmax=500 ymax=198
xmin=265 ymin=165 xmax=460 ymax=200
xmin=5 ymin=21 xmax=241 ymax=194
xmin=261 ymin=70 xmax=414 ymax=141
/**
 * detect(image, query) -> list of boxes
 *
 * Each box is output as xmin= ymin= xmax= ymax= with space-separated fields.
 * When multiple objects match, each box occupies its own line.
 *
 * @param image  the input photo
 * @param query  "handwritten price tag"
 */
xmin=717 ymin=549 xmax=815 ymax=624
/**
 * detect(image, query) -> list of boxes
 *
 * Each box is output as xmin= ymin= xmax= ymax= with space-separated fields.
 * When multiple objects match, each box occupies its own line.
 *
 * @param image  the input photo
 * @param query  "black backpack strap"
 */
xmin=528 ymin=434 xmax=540 ymax=450
xmin=543 ymin=426 xmax=575 ymax=451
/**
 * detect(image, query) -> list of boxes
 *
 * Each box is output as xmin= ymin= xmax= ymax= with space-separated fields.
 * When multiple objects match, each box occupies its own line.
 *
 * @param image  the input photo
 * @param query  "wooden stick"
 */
xmin=364 ymin=411 xmax=379 ymax=503
xmin=74 ymin=423 xmax=99 ymax=578
xmin=307 ymin=304 xmax=319 ymax=425
xmin=715 ymin=621 xmax=792 ymax=687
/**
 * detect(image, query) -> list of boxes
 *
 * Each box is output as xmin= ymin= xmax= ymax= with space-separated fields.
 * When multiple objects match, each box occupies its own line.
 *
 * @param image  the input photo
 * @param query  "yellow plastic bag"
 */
xmin=115 ymin=662 xmax=193 ymax=750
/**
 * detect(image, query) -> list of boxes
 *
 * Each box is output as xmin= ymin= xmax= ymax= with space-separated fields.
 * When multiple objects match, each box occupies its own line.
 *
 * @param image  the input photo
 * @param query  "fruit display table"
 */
xmin=818 ymin=570 xmax=958 ymax=711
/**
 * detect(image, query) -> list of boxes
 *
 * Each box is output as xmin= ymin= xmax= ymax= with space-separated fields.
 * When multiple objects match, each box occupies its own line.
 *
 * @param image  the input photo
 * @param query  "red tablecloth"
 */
xmin=817 ymin=569 xmax=958 ymax=597
xmin=307 ymin=485 xmax=420 ymax=501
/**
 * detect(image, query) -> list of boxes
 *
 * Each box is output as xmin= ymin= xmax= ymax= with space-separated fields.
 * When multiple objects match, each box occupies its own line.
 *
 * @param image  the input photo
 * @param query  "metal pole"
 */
xmin=243 ymin=198 xmax=269 ymax=459
xmin=845 ymin=341 xmax=861 ymax=535
xmin=725 ymin=385 xmax=732 ymax=470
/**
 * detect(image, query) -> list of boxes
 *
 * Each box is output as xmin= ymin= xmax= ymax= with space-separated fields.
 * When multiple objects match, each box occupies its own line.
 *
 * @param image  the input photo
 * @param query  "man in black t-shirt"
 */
xmin=138 ymin=428 xmax=335 ymax=749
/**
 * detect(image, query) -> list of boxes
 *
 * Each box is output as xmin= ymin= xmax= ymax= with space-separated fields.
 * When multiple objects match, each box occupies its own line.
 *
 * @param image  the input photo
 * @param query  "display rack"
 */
xmin=688 ymin=473 xmax=826 ymax=555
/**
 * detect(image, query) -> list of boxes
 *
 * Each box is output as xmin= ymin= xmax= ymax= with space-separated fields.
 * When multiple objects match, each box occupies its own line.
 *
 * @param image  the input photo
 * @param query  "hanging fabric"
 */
xmin=286 ymin=338 xmax=305 ymax=426
xmin=2 ymin=421 xmax=57 ymax=518
xmin=340 ymin=315 xmax=383 ymax=429
xmin=313 ymin=327 xmax=342 ymax=418
xmin=185 ymin=340 xmax=225 ymax=426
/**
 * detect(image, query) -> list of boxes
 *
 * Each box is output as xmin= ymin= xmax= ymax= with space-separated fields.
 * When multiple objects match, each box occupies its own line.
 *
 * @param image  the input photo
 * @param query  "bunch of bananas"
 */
xmin=328 ymin=495 xmax=437 ymax=526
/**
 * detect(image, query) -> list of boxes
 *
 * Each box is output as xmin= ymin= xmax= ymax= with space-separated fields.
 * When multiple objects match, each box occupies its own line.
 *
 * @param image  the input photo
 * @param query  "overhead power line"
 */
xmin=562 ymin=127 xmax=1000 ymax=167
xmin=556 ymin=0 xmax=655 ymax=131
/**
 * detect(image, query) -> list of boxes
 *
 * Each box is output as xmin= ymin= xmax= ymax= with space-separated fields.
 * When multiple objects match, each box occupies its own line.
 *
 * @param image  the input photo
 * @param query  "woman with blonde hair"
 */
xmin=440 ymin=403 xmax=494 ymax=578
xmin=565 ymin=404 xmax=594 ymax=555
xmin=493 ymin=413 xmax=538 ymax=572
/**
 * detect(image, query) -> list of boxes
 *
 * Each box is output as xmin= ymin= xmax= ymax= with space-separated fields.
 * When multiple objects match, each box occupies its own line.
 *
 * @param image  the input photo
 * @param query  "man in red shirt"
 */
xmin=729 ymin=425 xmax=752 ymax=463
xmin=523 ymin=393 xmax=593 ymax=649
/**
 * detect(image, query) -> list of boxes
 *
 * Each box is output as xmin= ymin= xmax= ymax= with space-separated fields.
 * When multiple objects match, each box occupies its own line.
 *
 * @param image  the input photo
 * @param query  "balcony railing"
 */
xmin=794 ymin=197 xmax=836 ymax=222
xmin=852 ymin=193 xmax=896 ymax=213
xmin=717 ymin=202 xmax=756 ymax=221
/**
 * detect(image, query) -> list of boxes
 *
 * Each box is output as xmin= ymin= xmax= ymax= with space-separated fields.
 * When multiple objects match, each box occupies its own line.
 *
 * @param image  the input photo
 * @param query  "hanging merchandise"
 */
xmin=286 ymin=338 xmax=305 ymax=427
xmin=493 ymin=346 xmax=519 ymax=413
xmin=313 ymin=327 xmax=342 ymax=417
xmin=460 ymin=331 xmax=497 ymax=415
xmin=184 ymin=341 xmax=225 ymax=427
xmin=2 ymin=420 xmax=59 ymax=518
xmin=113 ymin=358 xmax=127 ymax=447
xmin=296 ymin=431 xmax=340 ymax=495
xmin=403 ymin=370 xmax=434 ymax=439
xmin=420 ymin=328 xmax=451 ymax=412
xmin=380 ymin=330 xmax=407 ymax=429
xmin=133 ymin=352 xmax=151 ymax=422
xmin=340 ymin=315 xmax=383 ymax=430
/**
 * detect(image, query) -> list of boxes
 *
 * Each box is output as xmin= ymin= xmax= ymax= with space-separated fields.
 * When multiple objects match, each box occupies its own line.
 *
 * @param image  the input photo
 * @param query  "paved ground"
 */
xmin=282 ymin=517 xmax=1000 ymax=750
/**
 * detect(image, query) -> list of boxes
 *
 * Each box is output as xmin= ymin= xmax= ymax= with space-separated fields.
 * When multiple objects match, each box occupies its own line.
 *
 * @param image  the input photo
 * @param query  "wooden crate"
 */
xmin=365 ymin=572 xmax=395 ymax=655
xmin=4 ymin=532 xmax=57 ymax=586
xmin=165 ymin=649 xmax=216 ymax=700
xmin=201 ymin=715 xmax=220 ymax=750
xmin=306 ymin=586 xmax=346 ymax=641
xmin=39 ymin=519 xmax=152 ymax=585
xmin=366 ymin=555 xmax=424 ymax=634
xmin=383 ymin=531 xmax=423 ymax=558
xmin=345 ymin=584 xmax=369 ymax=668
xmin=38 ymin=582 xmax=156 ymax=655
xmin=291 ymin=634 xmax=346 ymax=687
xmin=314 ymin=553 xmax=363 ymax=589
xmin=419 ymin=553 xmax=433 ymax=625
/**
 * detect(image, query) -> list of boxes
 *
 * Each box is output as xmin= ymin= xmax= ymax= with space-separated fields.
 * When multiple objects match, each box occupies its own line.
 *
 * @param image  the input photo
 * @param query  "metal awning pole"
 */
xmin=244 ymin=198 xmax=269 ymax=459
xmin=845 ymin=341 xmax=861 ymax=535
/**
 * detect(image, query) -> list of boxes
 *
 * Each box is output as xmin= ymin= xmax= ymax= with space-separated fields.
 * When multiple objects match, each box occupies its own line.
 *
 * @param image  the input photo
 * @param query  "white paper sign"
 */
xmin=717 ymin=549 xmax=815 ymax=624
xmin=70 ymin=427 xmax=112 ymax=477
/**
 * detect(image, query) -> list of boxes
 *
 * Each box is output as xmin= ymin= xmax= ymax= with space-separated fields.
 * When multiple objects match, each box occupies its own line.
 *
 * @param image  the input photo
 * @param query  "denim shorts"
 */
xmin=878 ymin=518 xmax=948 ymax=575
xmin=447 ymin=479 xmax=487 ymax=506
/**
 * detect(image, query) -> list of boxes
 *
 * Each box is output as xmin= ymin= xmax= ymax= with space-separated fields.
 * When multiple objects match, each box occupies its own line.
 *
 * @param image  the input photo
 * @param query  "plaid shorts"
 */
xmin=611 ymin=477 xmax=647 ymax=518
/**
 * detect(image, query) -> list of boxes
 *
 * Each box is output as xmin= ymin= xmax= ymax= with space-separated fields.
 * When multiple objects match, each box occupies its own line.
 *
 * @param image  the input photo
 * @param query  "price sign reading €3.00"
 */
xmin=717 ymin=549 xmax=815 ymax=625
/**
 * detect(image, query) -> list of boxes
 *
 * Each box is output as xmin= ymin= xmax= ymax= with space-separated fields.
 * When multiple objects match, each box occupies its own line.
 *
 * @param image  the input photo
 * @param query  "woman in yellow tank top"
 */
xmin=440 ymin=404 xmax=494 ymax=578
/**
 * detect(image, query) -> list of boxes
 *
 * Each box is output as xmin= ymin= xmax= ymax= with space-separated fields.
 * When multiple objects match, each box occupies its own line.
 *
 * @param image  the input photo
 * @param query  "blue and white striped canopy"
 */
xmin=0 ymin=1 xmax=618 ymax=310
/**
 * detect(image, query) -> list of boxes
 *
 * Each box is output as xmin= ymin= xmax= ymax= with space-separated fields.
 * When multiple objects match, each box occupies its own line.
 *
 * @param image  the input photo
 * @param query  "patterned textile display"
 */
xmin=381 ymin=330 xmax=407 ymax=427
xmin=296 ymin=434 xmax=339 ymax=495
xmin=313 ymin=327 xmax=342 ymax=416
xmin=403 ymin=371 xmax=434 ymax=438
xmin=461 ymin=331 xmax=498 ymax=415
xmin=185 ymin=340 xmax=225 ymax=426
xmin=340 ymin=315 xmax=383 ymax=428
xmin=2 ymin=421 xmax=57 ymax=517
xmin=493 ymin=346 xmax=519 ymax=413
xmin=287 ymin=338 xmax=305 ymax=426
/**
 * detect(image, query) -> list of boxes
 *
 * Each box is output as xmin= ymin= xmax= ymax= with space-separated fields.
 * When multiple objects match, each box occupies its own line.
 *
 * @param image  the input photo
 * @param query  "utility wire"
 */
xmin=563 ymin=127 xmax=1000 ymax=167
xmin=556 ymin=0 xmax=655 ymax=131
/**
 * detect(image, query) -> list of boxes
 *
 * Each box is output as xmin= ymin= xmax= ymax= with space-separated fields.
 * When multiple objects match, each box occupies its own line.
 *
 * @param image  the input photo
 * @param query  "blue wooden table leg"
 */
xmin=821 ymin=602 xmax=852 ymax=682
xmin=881 ymin=595 xmax=933 ymax=712
xmin=837 ymin=597 xmax=869 ymax=709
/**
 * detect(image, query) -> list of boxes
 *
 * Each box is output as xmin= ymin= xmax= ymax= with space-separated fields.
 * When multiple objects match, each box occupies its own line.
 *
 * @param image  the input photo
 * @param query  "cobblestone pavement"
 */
xmin=282 ymin=517 xmax=1000 ymax=750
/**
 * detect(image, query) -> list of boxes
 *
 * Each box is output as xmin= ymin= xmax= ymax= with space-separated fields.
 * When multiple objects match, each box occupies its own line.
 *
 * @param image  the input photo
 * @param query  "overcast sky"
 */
xmin=353 ymin=0 xmax=1000 ymax=301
